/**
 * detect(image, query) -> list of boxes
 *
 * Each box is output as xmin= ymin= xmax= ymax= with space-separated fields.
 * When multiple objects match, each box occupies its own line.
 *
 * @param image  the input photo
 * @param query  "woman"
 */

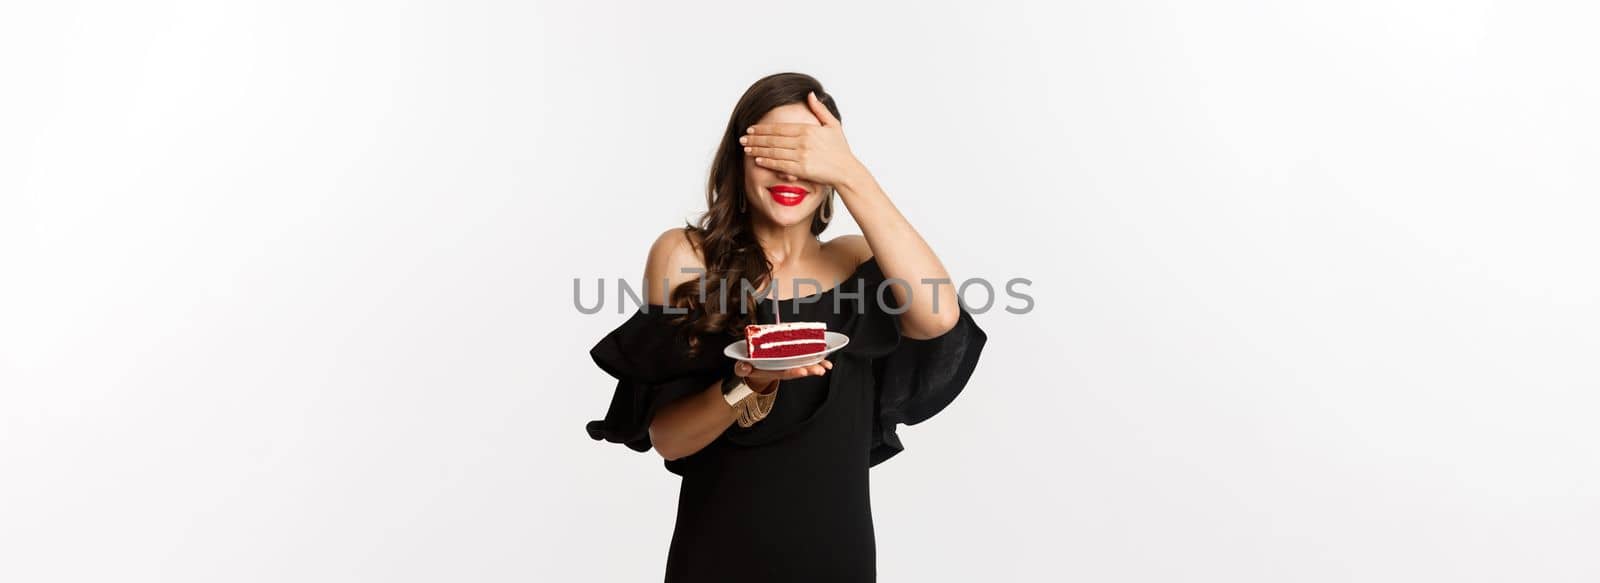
xmin=584 ymin=72 xmax=987 ymax=582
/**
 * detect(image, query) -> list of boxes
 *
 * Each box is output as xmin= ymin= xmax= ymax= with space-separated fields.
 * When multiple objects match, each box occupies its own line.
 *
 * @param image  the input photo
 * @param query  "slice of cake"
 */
xmin=745 ymin=322 xmax=827 ymax=358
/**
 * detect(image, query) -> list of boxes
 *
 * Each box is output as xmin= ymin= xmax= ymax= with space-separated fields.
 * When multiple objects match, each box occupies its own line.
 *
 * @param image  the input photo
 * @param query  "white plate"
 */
xmin=724 ymin=331 xmax=851 ymax=371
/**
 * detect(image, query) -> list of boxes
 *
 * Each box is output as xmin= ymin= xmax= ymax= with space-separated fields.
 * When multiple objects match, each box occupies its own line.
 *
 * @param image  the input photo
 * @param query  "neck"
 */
xmin=749 ymin=216 xmax=820 ymax=269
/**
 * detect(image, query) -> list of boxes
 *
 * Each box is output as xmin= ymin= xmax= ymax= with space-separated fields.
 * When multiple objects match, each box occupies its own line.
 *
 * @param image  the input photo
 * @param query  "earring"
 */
xmin=819 ymin=188 xmax=834 ymax=223
xmin=739 ymin=193 xmax=747 ymax=213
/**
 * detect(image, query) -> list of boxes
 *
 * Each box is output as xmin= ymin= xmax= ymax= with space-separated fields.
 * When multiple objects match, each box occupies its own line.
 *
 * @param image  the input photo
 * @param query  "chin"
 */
xmin=760 ymin=204 xmax=820 ymax=226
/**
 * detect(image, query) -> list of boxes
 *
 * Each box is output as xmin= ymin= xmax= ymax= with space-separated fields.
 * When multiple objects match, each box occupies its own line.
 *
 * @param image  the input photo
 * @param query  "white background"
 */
xmin=3 ymin=1 xmax=1597 ymax=581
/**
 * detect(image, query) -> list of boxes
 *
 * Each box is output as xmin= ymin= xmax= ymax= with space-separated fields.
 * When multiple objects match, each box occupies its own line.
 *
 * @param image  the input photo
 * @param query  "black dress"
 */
xmin=585 ymin=257 xmax=987 ymax=582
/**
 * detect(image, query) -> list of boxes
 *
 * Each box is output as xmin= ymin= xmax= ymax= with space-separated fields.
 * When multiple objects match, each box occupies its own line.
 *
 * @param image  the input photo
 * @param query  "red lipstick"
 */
xmin=767 ymin=184 xmax=809 ymax=207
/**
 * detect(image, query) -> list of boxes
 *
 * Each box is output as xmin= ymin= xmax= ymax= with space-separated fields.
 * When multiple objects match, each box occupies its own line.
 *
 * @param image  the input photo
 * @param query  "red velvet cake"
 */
xmin=745 ymin=322 xmax=827 ymax=358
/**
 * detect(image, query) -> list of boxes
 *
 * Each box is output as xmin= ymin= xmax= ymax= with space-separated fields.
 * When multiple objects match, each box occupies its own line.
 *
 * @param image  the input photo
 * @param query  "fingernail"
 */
xmin=738 ymin=136 xmax=747 ymax=144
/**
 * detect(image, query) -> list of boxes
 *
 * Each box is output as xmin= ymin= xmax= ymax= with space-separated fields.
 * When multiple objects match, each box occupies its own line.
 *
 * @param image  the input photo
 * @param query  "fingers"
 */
xmin=753 ymin=156 xmax=801 ymax=175
xmin=807 ymin=91 xmax=840 ymax=127
xmin=739 ymin=134 xmax=801 ymax=149
xmin=739 ymin=133 xmax=803 ymax=167
xmin=741 ymin=359 xmax=834 ymax=382
xmin=779 ymin=360 xmax=833 ymax=380
xmin=744 ymin=146 xmax=798 ymax=161
xmin=747 ymin=123 xmax=807 ymax=137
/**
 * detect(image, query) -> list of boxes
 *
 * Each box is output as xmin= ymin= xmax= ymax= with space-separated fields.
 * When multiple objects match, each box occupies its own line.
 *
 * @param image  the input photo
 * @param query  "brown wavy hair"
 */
xmin=669 ymin=72 xmax=843 ymax=354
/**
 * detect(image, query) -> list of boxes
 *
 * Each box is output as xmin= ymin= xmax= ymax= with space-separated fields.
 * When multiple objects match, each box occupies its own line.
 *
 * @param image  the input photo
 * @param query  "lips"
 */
xmin=767 ymin=184 xmax=809 ymax=207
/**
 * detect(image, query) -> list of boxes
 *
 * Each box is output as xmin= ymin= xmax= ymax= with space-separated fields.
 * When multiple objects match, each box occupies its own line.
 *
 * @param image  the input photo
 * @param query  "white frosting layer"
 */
xmin=747 ymin=321 xmax=826 ymax=340
xmin=756 ymin=339 xmax=828 ymax=350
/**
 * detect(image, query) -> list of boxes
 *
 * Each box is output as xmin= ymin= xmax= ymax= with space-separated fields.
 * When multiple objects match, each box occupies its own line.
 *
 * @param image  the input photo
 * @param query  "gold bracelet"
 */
xmin=754 ymin=387 xmax=777 ymax=416
xmin=735 ymin=384 xmax=778 ymax=427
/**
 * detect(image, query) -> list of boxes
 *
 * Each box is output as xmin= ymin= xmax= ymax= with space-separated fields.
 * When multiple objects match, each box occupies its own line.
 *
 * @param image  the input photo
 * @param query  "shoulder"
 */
xmin=648 ymin=226 xmax=704 ymax=267
xmin=644 ymin=227 xmax=706 ymax=304
xmin=823 ymin=234 xmax=873 ymax=267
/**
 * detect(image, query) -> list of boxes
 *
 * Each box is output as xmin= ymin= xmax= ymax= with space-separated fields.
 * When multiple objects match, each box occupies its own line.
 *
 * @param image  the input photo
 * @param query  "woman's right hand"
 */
xmin=734 ymin=359 xmax=833 ymax=394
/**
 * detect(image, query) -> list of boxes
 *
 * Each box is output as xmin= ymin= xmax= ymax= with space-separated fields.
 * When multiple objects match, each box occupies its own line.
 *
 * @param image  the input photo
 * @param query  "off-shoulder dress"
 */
xmin=585 ymin=257 xmax=987 ymax=582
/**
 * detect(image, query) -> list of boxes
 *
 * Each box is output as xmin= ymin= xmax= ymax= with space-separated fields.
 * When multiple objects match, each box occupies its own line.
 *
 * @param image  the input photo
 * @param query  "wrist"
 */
xmin=834 ymin=163 xmax=874 ymax=196
xmin=721 ymin=372 xmax=778 ymax=405
xmin=722 ymin=381 xmax=754 ymax=406
xmin=720 ymin=372 xmax=742 ymax=395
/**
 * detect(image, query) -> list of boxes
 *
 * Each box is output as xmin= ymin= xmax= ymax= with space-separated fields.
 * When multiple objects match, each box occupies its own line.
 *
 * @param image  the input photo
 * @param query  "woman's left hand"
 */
xmin=740 ymin=91 xmax=867 ymax=187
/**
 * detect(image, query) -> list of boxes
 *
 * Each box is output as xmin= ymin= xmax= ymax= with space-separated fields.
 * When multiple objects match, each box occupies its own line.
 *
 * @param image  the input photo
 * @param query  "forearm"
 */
xmin=836 ymin=169 xmax=962 ymax=339
xmin=648 ymin=378 xmax=740 ymax=461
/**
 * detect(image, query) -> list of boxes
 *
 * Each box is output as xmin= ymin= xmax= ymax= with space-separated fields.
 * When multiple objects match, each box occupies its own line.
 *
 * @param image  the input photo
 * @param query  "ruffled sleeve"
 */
xmin=584 ymin=304 xmax=735 ymax=454
xmin=868 ymin=306 xmax=987 ymax=466
xmin=845 ymin=258 xmax=989 ymax=467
